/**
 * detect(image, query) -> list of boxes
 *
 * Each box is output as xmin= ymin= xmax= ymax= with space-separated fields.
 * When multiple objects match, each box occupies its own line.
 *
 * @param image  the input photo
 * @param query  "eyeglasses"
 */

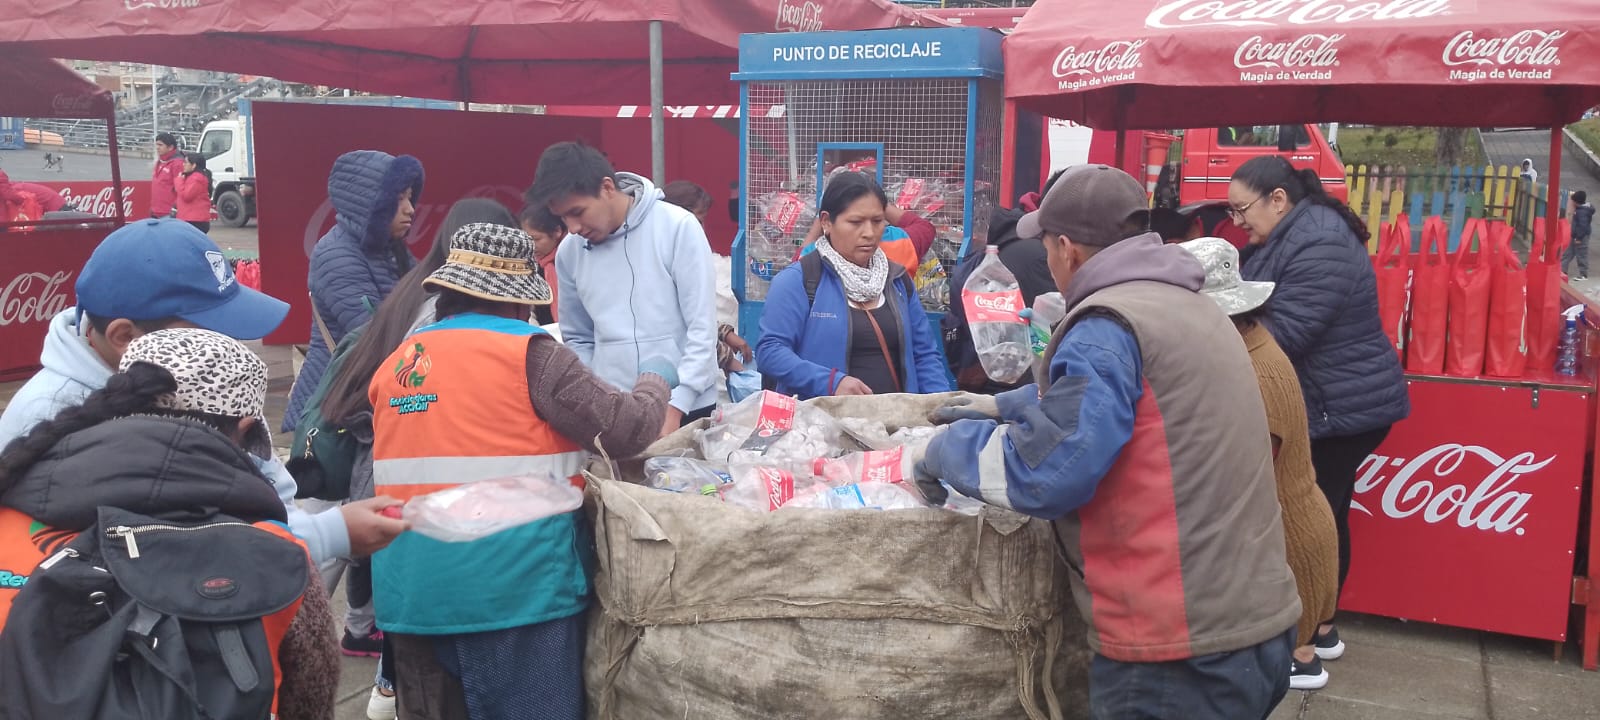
xmin=1228 ymin=195 xmax=1265 ymax=222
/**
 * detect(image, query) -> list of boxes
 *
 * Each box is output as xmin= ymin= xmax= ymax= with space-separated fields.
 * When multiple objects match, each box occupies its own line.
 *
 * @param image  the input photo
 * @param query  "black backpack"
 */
xmin=0 ymin=506 xmax=309 ymax=720
xmin=760 ymin=252 xmax=826 ymax=392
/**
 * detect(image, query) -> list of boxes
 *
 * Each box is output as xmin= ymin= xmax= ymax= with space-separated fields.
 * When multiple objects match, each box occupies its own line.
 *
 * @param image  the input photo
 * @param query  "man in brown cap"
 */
xmin=919 ymin=165 xmax=1301 ymax=719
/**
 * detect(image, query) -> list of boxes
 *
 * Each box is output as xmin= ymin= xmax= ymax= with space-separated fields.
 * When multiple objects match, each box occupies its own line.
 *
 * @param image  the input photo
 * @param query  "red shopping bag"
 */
xmin=234 ymin=259 xmax=262 ymax=291
xmin=1445 ymin=218 xmax=1493 ymax=377
xmin=1484 ymin=221 xmax=1527 ymax=379
xmin=1373 ymin=216 xmax=1412 ymax=361
xmin=1526 ymin=218 xmax=1570 ymax=374
xmin=1406 ymin=216 xmax=1450 ymax=375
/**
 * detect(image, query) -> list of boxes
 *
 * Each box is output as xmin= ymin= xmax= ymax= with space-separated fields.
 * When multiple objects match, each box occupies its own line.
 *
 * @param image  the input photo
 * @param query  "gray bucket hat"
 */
xmin=1178 ymin=237 xmax=1275 ymax=316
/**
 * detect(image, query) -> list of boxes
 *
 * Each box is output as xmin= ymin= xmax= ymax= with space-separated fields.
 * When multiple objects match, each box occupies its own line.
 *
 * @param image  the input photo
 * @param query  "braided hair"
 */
xmin=1234 ymin=155 xmax=1369 ymax=243
xmin=0 ymin=362 xmax=243 ymax=493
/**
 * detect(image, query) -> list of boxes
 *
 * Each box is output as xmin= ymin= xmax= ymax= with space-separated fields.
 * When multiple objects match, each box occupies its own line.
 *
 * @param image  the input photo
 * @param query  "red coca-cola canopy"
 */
xmin=0 ymin=0 xmax=931 ymax=106
xmin=1005 ymin=0 xmax=1600 ymax=129
xmin=0 ymin=50 xmax=113 ymax=119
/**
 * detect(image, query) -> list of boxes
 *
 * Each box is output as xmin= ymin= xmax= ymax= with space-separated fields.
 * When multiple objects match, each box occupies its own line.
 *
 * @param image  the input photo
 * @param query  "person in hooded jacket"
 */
xmin=0 ymin=328 xmax=340 ymax=720
xmin=756 ymin=172 xmax=953 ymax=399
xmin=1564 ymin=190 xmax=1594 ymax=280
xmin=525 ymin=142 xmax=719 ymax=435
xmin=1229 ymin=155 xmax=1409 ymax=664
xmin=284 ymin=150 xmax=425 ymax=433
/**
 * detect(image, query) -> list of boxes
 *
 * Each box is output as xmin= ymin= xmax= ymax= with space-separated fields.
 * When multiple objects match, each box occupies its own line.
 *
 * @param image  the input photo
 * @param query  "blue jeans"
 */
xmin=1089 ymin=627 xmax=1295 ymax=720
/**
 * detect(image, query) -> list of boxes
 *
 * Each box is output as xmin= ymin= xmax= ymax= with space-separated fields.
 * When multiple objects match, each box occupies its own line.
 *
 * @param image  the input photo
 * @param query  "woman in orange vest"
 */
xmin=0 ymin=328 xmax=338 ymax=719
xmin=369 ymin=222 xmax=676 ymax=720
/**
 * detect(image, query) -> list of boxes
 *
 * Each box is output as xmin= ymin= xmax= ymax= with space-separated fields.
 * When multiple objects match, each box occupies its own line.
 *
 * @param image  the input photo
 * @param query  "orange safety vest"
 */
xmin=0 ymin=506 xmax=307 ymax=713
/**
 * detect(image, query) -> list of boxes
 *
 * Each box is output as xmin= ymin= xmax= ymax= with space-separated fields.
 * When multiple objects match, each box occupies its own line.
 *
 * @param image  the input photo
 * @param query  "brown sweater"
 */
xmin=526 ymin=336 xmax=672 ymax=457
xmin=1244 ymin=322 xmax=1340 ymax=647
xmin=277 ymin=560 xmax=339 ymax=720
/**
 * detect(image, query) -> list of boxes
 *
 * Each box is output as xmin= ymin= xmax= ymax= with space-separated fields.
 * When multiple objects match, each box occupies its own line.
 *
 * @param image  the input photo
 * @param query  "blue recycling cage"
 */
xmin=0 ymin=118 xmax=24 ymax=150
xmin=731 ymin=27 xmax=1006 ymax=342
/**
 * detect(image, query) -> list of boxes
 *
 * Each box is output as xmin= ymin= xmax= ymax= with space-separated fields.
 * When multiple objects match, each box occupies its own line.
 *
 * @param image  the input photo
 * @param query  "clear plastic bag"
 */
xmin=404 ymin=475 xmax=584 ymax=543
xmin=644 ymin=456 xmax=732 ymax=496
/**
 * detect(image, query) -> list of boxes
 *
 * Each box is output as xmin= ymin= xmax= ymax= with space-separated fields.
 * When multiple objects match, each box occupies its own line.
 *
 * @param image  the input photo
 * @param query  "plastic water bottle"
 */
xmin=1556 ymin=305 xmax=1584 ymax=376
xmin=961 ymin=247 xmax=1032 ymax=383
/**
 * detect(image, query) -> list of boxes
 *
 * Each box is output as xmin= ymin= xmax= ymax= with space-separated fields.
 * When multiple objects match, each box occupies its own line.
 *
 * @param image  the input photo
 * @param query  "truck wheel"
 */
xmin=216 ymin=191 xmax=250 ymax=228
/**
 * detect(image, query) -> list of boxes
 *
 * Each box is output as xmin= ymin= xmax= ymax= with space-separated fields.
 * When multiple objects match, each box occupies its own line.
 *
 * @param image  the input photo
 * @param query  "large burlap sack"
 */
xmin=585 ymin=393 xmax=1089 ymax=720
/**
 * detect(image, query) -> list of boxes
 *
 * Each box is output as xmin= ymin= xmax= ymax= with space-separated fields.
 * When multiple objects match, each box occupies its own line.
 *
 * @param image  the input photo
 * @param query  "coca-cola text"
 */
xmin=56 ymin=185 xmax=135 ymax=219
xmin=1443 ymin=30 xmax=1565 ymax=68
xmin=1351 ymin=444 xmax=1547 ymax=535
xmin=0 ymin=271 xmax=72 ymax=327
xmin=775 ymin=0 xmax=824 ymax=33
xmin=1234 ymin=33 xmax=1344 ymax=69
xmin=1052 ymin=39 xmax=1146 ymax=79
xmin=1148 ymin=0 xmax=1452 ymax=29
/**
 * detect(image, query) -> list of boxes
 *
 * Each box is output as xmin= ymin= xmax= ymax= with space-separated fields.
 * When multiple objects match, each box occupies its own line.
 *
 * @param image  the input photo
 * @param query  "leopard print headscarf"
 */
xmin=120 ymin=328 xmax=270 ymax=445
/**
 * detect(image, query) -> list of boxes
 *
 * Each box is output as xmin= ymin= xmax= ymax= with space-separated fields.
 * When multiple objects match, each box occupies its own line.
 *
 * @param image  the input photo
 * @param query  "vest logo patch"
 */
xmin=0 ymin=570 xmax=28 ymax=588
xmin=390 ymin=393 xmax=439 ymax=415
xmin=393 ymin=341 xmax=433 ymax=388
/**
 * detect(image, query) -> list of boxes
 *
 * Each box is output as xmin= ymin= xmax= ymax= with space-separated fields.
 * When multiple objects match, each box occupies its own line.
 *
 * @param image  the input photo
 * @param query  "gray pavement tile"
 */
xmin=1338 ymin=613 xmax=1484 ymax=662
xmin=1300 ymin=694 xmax=1484 ymax=719
xmin=1487 ymin=664 xmax=1600 ymax=720
xmin=1311 ymin=641 xmax=1489 ymax=719
xmin=1480 ymin=632 xmax=1588 ymax=679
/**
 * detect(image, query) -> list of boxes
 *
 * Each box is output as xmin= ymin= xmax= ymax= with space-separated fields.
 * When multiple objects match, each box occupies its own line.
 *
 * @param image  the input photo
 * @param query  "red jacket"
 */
xmin=176 ymin=172 xmax=212 ymax=222
xmin=150 ymin=151 xmax=185 ymax=216
xmin=12 ymin=183 xmax=66 ymax=212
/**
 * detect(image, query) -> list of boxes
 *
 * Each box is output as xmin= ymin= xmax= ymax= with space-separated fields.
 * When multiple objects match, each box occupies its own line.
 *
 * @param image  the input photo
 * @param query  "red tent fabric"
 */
xmin=0 ymin=50 xmax=113 ymax=119
xmin=1004 ymin=0 xmax=1600 ymax=128
xmin=0 ymin=0 xmax=933 ymax=106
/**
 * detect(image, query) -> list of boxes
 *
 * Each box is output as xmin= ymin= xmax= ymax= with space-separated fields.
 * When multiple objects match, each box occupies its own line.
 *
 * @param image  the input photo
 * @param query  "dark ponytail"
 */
xmin=1234 ymin=155 xmax=1369 ymax=243
xmin=0 ymin=362 xmax=177 ymax=492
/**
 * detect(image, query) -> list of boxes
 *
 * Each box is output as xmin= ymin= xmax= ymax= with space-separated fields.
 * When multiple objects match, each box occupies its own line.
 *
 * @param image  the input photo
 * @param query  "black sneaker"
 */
xmin=1314 ymin=626 xmax=1345 ymax=661
xmin=341 ymin=629 xmax=384 ymax=658
xmin=1290 ymin=656 xmax=1329 ymax=690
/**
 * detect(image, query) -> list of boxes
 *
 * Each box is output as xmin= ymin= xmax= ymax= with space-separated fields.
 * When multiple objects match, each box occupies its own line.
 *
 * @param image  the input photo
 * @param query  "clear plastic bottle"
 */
xmin=643 ymin=457 xmax=732 ymax=496
xmin=1557 ymin=306 xmax=1584 ymax=376
xmin=961 ymin=247 xmax=1032 ymax=383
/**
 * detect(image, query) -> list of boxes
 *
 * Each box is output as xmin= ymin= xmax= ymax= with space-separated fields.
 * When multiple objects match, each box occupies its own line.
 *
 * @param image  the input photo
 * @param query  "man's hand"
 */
xmin=659 ymin=406 xmax=686 ymax=439
xmin=341 ymin=496 xmax=409 ymax=557
xmin=928 ymin=392 xmax=1001 ymax=424
xmin=723 ymin=331 xmax=753 ymax=363
xmin=912 ymin=454 xmax=949 ymax=506
xmin=835 ymin=376 xmax=873 ymax=396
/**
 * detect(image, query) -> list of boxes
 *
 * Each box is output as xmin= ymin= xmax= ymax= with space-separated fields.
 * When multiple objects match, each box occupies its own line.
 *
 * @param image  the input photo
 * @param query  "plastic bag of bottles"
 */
xmin=403 ymin=475 xmax=584 ymax=543
xmin=698 ymin=391 xmax=844 ymax=466
xmin=1029 ymin=292 xmax=1067 ymax=357
xmin=914 ymin=255 xmax=949 ymax=311
xmin=961 ymin=248 xmax=1033 ymax=383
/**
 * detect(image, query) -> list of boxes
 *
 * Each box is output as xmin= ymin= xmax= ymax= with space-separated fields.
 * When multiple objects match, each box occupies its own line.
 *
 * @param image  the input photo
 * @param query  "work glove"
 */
xmin=928 ymin=392 xmax=1001 ymax=425
xmin=638 ymin=357 xmax=680 ymax=389
xmin=905 ymin=439 xmax=949 ymax=506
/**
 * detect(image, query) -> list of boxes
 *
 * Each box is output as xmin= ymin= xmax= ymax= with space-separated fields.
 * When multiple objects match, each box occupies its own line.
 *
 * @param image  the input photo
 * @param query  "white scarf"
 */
xmin=815 ymin=238 xmax=889 ymax=304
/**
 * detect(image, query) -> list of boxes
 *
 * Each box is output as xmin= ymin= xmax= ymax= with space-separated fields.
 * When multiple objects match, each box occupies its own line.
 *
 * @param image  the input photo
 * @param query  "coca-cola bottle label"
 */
xmin=740 ymin=391 xmax=798 ymax=452
xmin=963 ymin=290 xmax=1025 ymax=324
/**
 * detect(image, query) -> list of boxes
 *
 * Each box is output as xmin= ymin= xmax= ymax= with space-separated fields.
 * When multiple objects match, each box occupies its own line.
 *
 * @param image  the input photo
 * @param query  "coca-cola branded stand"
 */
xmin=0 ymin=49 xmax=127 ymax=381
xmin=1006 ymin=0 xmax=1600 ymax=667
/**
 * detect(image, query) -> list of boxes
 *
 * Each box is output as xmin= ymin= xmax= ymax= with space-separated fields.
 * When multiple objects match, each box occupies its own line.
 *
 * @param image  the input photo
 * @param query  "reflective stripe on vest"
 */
xmin=373 ymin=451 xmax=587 ymax=502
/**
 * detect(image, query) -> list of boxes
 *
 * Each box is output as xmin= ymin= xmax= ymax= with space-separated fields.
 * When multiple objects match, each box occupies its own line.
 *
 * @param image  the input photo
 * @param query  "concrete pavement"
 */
xmin=0 ymin=147 xmax=151 ymax=184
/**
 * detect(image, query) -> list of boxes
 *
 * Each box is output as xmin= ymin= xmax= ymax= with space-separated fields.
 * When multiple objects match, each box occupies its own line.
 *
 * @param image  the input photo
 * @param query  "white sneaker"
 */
xmin=1313 ymin=626 xmax=1345 ymax=661
xmin=366 ymin=686 xmax=397 ymax=720
xmin=1290 ymin=656 xmax=1330 ymax=691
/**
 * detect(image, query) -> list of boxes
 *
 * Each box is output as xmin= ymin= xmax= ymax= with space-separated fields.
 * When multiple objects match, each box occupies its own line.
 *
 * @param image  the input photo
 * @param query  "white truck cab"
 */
xmin=196 ymin=103 xmax=255 ymax=227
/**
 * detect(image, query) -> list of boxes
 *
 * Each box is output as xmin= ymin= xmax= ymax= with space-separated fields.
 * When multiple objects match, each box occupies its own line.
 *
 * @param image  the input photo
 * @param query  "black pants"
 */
xmin=187 ymin=220 xmax=211 ymax=234
xmin=682 ymin=405 xmax=715 ymax=426
xmin=1310 ymin=425 xmax=1392 ymax=618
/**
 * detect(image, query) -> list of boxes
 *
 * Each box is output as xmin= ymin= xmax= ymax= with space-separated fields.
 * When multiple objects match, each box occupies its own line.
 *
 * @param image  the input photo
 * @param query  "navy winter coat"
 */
xmin=1242 ymin=200 xmax=1409 ymax=439
xmin=283 ymin=150 xmax=424 ymax=431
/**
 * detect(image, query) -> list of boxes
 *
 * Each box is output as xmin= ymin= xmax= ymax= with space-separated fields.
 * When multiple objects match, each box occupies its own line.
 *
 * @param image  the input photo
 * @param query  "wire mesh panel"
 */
xmin=743 ymin=78 xmax=975 ymax=310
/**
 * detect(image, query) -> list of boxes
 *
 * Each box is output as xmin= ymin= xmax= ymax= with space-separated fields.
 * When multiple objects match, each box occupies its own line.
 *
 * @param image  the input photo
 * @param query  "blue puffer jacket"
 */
xmin=1242 ymin=200 xmax=1409 ymax=439
xmin=283 ymin=150 xmax=424 ymax=431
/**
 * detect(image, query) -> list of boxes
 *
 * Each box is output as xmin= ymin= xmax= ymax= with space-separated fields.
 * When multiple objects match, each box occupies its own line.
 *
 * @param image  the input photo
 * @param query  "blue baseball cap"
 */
xmin=75 ymin=219 xmax=290 ymax=340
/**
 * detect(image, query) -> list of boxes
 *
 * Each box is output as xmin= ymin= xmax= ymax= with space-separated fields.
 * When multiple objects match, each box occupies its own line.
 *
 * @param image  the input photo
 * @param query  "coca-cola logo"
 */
xmin=1052 ymin=39 xmax=1146 ymax=79
xmin=776 ymin=0 xmax=824 ymax=32
xmin=1443 ymin=29 xmax=1564 ymax=68
xmin=759 ymin=467 xmax=795 ymax=510
xmin=56 ymin=185 xmax=134 ymax=219
xmin=1234 ymin=33 xmax=1344 ymax=69
xmin=1147 ymin=0 xmax=1453 ymax=29
xmin=1351 ymin=444 xmax=1547 ymax=535
xmin=0 ymin=271 xmax=72 ymax=327
xmin=972 ymin=294 xmax=1019 ymax=313
xmin=50 ymin=94 xmax=96 ymax=114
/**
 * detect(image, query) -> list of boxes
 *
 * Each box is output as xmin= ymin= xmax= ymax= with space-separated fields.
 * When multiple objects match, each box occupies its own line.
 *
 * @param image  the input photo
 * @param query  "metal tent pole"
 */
xmin=650 ymin=20 xmax=666 ymax=186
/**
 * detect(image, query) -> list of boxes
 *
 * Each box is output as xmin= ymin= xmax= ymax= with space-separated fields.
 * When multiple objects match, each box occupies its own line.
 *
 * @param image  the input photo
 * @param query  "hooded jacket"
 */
xmin=1241 ymin=200 xmax=1409 ymax=439
xmin=929 ymin=234 xmax=1300 ymax=661
xmin=150 ymin=150 xmax=185 ymax=217
xmin=284 ymin=150 xmax=424 ymax=432
xmin=0 ymin=309 xmax=352 ymax=564
xmin=1574 ymin=202 xmax=1595 ymax=240
xmin=555 ymin=172 xmax=719 ymax=414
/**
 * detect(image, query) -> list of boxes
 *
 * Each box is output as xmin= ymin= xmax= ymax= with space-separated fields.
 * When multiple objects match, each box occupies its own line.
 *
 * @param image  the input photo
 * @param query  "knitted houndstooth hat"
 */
xmin=424 ymin=222 xmax=552 ymax=306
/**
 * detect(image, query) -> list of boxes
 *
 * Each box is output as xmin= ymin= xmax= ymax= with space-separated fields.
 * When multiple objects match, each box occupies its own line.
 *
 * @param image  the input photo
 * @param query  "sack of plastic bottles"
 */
xmin=961 ymin=248 xmax=1033 ymax=383
xmin=403 ymin=475 xmax=584 ymax=543
xmin=1029 ymin=292 xmax=1068 ymax=357
xmin=698 ymin=391 xmax=844 ymax=466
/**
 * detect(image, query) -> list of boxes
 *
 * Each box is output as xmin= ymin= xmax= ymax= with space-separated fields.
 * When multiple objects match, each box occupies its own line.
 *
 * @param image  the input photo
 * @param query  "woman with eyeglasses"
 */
xmin=1227 ymin=155 xmax=1409 ymax=671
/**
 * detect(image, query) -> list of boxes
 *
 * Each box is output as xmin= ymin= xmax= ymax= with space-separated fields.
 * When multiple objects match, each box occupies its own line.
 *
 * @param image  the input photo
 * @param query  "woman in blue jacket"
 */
xmin=1230 ymin=155 xmax=1409 ymax=665
xmin=757 ymin=172 xmax=952 ymax=399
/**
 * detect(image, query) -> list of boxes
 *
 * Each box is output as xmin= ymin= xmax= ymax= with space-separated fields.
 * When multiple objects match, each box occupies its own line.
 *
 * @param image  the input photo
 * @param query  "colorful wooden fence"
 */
xmin=1344 ymin=164 xmax=1572 ymax=255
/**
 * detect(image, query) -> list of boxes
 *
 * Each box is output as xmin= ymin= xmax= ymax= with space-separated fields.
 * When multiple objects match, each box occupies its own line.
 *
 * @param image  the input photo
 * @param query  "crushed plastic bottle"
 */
xmin=1029 ymin=292 xmax=1067 ymax=357
xmin=812 ymin=447 xmax=914 ymax=488
xmin=962 ymin=247 xmax=1033 ymax=383
xmin=699 ymin=391 xmax=844 ymax=465
xmin=719 ymin=463 xmax=832 ymax=512
xmin=643 ymin=456 xmax=733 ymax=497
xmin=785 ymin=482 xmax=927 ymax=511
